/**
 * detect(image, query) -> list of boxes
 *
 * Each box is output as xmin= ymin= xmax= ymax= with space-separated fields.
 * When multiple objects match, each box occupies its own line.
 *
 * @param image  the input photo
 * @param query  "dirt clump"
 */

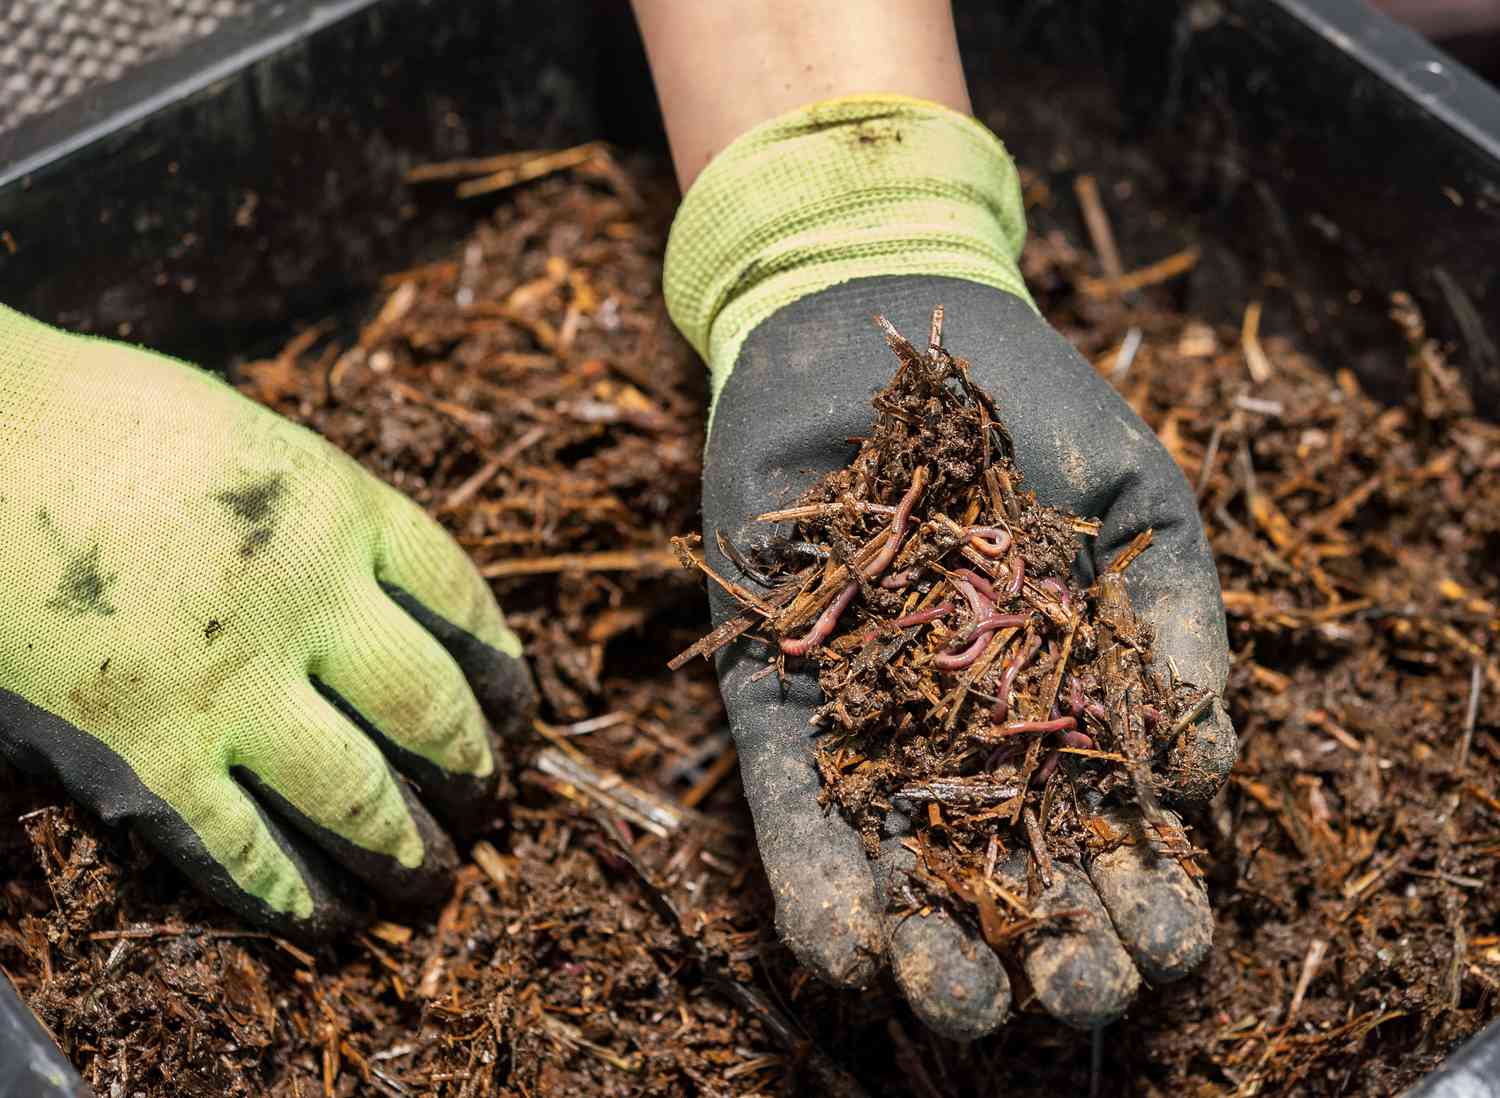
xmin=681 ymin=306 xmax=1213 ymax=953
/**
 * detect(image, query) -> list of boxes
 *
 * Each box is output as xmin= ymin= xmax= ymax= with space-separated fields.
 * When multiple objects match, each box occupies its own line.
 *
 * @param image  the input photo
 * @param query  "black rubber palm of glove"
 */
xmin=702 ymin=276 xmax=1236 ymax=1039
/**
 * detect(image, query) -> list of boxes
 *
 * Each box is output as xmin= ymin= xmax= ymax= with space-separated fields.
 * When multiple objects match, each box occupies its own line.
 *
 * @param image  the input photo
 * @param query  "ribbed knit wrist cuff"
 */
xmin=663 ymin=94 xmax=1034 ymax=408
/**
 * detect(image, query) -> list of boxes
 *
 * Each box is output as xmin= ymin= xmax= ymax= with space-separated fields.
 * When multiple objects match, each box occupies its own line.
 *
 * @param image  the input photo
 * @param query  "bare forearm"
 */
xmin=632 ymin=0 xmax=970 ymax=188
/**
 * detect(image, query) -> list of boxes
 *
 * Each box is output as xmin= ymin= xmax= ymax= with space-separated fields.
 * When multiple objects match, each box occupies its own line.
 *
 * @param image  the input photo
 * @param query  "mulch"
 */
xmin=1 ymin=147 xmax=1495 ymax=1097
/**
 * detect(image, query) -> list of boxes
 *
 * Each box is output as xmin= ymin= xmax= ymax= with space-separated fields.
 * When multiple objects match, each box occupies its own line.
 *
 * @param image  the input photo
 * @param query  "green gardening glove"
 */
xmin=665 ymin=97 xmax=1235 ymax=1039
xmin=0 ymin=306 xmax=536 ymax=938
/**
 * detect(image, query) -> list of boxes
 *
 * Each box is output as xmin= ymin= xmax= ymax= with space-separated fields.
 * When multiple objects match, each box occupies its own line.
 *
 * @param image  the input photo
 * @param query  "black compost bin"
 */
xmin=0 ymin=2 xmax=1497 ymax=1095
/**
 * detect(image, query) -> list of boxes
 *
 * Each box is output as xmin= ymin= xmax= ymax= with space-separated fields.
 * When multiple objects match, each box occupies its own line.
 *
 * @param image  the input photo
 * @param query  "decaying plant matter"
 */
xmin=678 ymin=307 xmax=1212 ymax=943
xmin=7 ymin=148 xmax=1495 ymax=1097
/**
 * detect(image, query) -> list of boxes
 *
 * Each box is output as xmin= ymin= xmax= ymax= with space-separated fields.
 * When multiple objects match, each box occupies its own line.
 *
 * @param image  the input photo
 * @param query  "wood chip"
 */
xmin=480 ymin=548 xmax=678 ymax=577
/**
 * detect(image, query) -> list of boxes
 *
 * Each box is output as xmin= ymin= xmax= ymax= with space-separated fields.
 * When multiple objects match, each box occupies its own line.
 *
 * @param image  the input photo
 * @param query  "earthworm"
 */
xmin=979 ymin=613 xmax=1029 ymax=635
xmin=954 ymin=573 xmax=992 ymax=621
xmin=1066 ymin=675 xmax=1112 ymax=725
xmin=934 ymin=631 xmax=994 ymax=671
xmin=965 ymin=525 xmax=1013 ymax=558
xmin=1034 ymin=728 xmax=1096 ymax=784
xmin=780 ymin=580 xmax=859 ymax=656
xmin=991 ymin=632 xmax=1042 ymax=722
xmin=1039 ymin=576 xmax=1071 ymax=611
xmin=933 ymin=615 xmax=1028 ymax=671
xmin=861 ymin=471 xmax=927 ymax=580
xmin=860 ymin=603 xmax=953 ymax=645
xmin=1006 ymin=555 xmax=1025 ymax=597
xmin=989 ymin=716 xmax=1078 ymax=737
xmin=780 ymin=472 xmax=926 ymax=655
xmin=1060 ymin=728 xmax=1095 ymax=751
xmin=952 ymin=568 xmax=996 ymax=601
xmin=954 ymin=576 xmax=1026 ymax=636
xmin=881 ymin=569 xmax=920 ymax=590
xmin=934 ymin=575 xmax=1026 ymax=670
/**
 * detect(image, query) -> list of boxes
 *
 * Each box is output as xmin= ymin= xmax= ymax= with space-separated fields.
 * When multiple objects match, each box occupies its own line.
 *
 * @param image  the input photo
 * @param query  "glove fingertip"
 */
xmin=1003 ymin=857 xmax=1140 ymax=1031
xmin=261 ymin=867 xmax=370 ymax=946
xmin=715 ymin=642 xmax=883 ymax=987
xmin=890 ymin=911 xmax=1011 ymax=1040
xmin=1025 ymin=926 xmax=1140 ymax=1031
xmin=380 ymin=582 xmax=538 ymax=743
xmin=770 ymin=862 xmax=882 ymax=988
xmin=1087 ymin=809 xmax=1214 ymax=984
xmin=1164 ymin=701 xmax=1238 ymax=806
xmin=233 ymin=764 xmax=456 ymax=910
xmin=310 ymin=673 xmax=506 ymax=837
xmin=168 ymin=788 xmax=372 ymax=946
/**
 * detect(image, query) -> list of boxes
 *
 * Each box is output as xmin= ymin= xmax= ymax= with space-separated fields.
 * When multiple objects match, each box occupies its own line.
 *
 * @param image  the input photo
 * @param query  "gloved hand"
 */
xmin=664 ymin=97 xmax=1236 ymax=1039
xmin=0 ymin=306 xmax=535 ymax=939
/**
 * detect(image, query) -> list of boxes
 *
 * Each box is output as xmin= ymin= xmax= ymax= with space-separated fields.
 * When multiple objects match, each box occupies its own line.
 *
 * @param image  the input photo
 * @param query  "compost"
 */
xmin=1 ymin=149 xmax=1497 ymax=1097
xmin=679 ymin=306 xmax=1212 ymax=946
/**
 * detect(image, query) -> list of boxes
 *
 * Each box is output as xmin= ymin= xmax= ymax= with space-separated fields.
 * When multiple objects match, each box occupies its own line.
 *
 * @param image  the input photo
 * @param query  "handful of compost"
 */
xmin=683 ymin=308 xmax=1213 ymax=959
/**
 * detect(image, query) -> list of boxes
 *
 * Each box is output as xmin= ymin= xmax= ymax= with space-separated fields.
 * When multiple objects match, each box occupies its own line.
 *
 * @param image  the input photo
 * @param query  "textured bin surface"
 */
xmin=0 ymin=0 xmax=266 ymax=134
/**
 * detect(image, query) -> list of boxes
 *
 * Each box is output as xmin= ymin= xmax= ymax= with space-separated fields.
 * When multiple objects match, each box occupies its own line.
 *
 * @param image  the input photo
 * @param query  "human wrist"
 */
xmin=632 ymin=0 xmax=972 ymax=187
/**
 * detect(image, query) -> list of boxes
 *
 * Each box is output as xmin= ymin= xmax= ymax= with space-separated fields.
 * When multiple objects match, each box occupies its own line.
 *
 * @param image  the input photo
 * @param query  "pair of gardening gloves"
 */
xmin=0 ymin=97 xmax=1234 ymax=1039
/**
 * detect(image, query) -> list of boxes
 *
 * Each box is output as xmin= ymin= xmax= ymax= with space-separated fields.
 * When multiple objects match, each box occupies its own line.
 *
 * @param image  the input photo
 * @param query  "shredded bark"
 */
xmin=0 ymin=149 xmax=1496 ymax=1097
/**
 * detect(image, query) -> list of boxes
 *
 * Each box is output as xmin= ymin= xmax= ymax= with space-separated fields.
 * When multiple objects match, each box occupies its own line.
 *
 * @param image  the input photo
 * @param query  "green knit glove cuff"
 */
xmin=663 ymin=94 xmax=1034 ymax=407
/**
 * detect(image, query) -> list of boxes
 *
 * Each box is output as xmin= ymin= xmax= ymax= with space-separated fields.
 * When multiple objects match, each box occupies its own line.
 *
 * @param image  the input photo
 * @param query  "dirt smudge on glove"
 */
xmin=213 ymin=473 xmax=289 ymax=558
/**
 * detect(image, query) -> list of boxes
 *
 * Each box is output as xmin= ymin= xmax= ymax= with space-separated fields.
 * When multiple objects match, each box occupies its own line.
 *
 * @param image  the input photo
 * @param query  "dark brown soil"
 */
xmin=2 ymin=151 xmax=1496 ymax=1097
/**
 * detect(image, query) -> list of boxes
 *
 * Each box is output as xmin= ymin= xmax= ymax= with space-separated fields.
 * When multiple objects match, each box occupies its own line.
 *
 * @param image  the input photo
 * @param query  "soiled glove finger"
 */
xmin=0 ymin=687 xmax=372 ymax=938
xmin=323 ymin=481 xmax=535 ymax=832
xmin=1084 ymin=804 xmax=1213 ymax=984
xmin=709 ymin=587 xmax=883 ymax=989
xmin=876 ymin=826 xmax=1011 ymax=1040
xmin=998 ymin=853 xmax=1140 ymax=1030
xmin=373 ymin=478 xmax=536 ymax=747
xmin=229 ymin=679 xmax=460 ymax=905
